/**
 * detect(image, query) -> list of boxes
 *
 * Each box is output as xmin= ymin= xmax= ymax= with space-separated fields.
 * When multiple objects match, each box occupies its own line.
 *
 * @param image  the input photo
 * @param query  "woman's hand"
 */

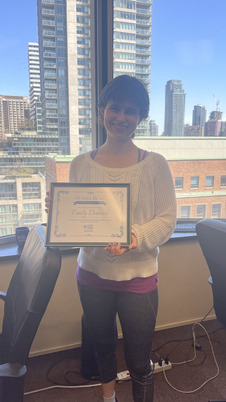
xmin=45 ymin=191 xmax=51 ymax=213
xmin=104 ymin=234 xmax=137 ymax=256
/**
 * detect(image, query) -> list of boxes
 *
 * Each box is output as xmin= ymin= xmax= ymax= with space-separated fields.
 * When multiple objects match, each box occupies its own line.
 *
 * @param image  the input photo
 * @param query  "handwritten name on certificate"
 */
xmin=45 ymin=183 xmax=131 ymax=247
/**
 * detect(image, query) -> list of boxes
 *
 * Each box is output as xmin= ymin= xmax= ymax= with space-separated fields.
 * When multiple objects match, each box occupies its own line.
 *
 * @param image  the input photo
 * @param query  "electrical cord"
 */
xmin=162 ymin=322 xmax=220 ymax=394
xmin=152 ymin=305 xmax=217 ymax=359
xmin=46 ymin=357 xmax=92 ymax=386
xmin=24 ymin=382 xmax=102 ymax=396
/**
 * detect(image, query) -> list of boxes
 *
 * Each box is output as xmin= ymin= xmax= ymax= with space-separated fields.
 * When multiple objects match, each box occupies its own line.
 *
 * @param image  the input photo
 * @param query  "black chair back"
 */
xmin=196 ymin=218 xmax=226 ymax=328
xmin=0 ymin=225 xmax=61 ymax=401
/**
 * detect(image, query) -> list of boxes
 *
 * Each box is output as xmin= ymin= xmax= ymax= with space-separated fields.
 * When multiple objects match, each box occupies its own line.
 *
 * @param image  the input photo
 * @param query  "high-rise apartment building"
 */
xmin=113 ymin=0 xmax=152 ymax=136
xmin=37 ymin=0 xmax=85 ymax=155
xmin=0 ymin=95 xmax=30 ymax=140
xmin=192 ymin=104 xmax=206 ymax=127
xmin=149 ymin=120 xmax=158 ymax=136
xmin=28 ymin=43 xmax=41 ymax=128
xmin=164 ymin=79 xmax=185 ymax=137
xmin=37 ymin=0 xmax=152 ymax=155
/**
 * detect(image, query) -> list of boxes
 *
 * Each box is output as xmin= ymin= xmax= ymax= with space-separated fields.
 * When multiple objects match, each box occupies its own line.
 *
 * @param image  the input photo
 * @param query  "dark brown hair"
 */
xmin=99 ymin=75 xmax=149 ymax=122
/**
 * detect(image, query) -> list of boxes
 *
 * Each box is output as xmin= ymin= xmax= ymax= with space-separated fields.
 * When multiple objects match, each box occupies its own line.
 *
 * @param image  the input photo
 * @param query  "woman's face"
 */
xmin=101 ymin=100 xmax=140 ymax=141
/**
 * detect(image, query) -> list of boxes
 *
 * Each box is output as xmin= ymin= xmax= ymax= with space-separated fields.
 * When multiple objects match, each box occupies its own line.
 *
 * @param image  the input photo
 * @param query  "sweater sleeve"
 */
xmin=131 ymin=154 xmax=177 ymax=252
xmin=69 ymin=153 xmax=88 ymax=183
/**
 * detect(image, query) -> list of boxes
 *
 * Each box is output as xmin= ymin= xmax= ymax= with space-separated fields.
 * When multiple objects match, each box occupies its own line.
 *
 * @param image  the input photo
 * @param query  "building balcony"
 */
xmin=136 ymin=60 xmax=151 ymax=66
xmin=136 ymin=28 xmax=151 ymax=36
xmin=44 ymin=83 xmax=57 ymax=89
xmin=42 ymin=8 xmax=55 ymax=16
xmin=42 ymin=31 xmax=56 ymax=37
xmin=137 ymin=0 xmax=151 ymax=3
xmin=42 ymin=19 xmax=55 ymax=27
xmin=42 ymin=0 xmax=54 ymax=4
xmin=136 ymin=8 xmax=151 ymax=16
xmin=43 ymin=51 xmax=56 ymax=57
xmin=44 ymin=72 xmax=57 ymax=78
xmin=44 ymin=62 xmax=56 ymax=68
xmin=136 ymin=48 xmax=150 ymax=55
xmin=45 ymin=103 xmax=57 ymax=108
xmin=43 ymin=41 xmax=56 ymax=47
xmin=45 ymin=93 xmax=57 ymax=99
xmin=136 ymin=18 xmax=151 ymax=26
xmin=135 ymin=67 xmax=150 ymax=74
xmin=136 ymin=37 xmax=151 ymax=46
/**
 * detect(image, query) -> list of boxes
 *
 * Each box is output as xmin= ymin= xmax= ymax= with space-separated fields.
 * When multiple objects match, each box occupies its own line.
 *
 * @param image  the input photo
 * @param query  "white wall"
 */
xmin=134 ymin=136 xmax=226 ymax=161
xmin=0 ymin=238 xmax=214 ymax=357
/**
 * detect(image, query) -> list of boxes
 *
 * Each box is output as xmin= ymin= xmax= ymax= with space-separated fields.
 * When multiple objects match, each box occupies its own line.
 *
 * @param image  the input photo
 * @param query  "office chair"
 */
xmin=0 ymin=225 xmax=61 ymax=402
xmin=196 ymin=218 xmax=226 ymax=402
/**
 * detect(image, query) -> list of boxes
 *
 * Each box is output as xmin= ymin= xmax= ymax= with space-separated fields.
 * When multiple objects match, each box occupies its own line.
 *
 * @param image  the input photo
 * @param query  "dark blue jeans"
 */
xmin=78 ymin=283 xmax=158 ymax=402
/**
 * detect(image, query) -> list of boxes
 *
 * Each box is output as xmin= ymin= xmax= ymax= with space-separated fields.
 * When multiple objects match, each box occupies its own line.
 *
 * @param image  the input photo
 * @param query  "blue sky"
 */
xmin=150 ymin=0 xmax=226 ymax=133
xmin=0 ymin=0 xmax=225 ymax=134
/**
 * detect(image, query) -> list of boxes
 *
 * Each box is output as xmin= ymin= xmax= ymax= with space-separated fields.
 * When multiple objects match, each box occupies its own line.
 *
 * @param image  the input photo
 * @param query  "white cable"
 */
xmin=24 ymin=382 xmax=102 ymax=396
xmin=163 ymin=322 xmax=220 ymax=394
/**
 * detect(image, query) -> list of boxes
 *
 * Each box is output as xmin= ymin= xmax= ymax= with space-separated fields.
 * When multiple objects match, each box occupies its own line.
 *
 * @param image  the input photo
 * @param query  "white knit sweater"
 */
xmin=69 ymin=151 xmax=177 ymax=281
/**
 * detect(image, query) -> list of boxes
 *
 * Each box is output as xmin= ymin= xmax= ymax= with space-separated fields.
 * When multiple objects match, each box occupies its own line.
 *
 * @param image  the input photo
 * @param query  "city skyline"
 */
xmin=0 ymin=0 xmax=226 ymax=135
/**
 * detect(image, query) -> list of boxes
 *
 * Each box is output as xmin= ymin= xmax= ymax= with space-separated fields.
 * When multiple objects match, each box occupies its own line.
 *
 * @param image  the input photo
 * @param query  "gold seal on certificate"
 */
xmin=45 ymin=183 xmax=131 ymax=247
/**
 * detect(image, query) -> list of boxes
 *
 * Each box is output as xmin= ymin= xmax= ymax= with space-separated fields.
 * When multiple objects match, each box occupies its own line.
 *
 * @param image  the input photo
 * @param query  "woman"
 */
xmin=48 ymin=75 xmax=176 ymax=401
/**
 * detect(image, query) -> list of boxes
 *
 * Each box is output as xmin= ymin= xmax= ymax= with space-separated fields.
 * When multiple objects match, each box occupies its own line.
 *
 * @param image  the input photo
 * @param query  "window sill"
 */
xmin=169 ymin=232 xmax=197 ymax=242
xmin=0 ymin=240 xmax=21 ymax=260
xmin=0 ymin=232 xmax=196 ymax=261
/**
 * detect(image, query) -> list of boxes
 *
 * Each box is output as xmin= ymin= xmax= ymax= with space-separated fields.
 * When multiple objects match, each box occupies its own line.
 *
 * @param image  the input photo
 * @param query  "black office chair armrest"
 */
xmin=0 ymin=363 xmax=27 ymax=402
xmin=0 ymin=291 xmax=6 ymax=301
xmin=0 ymin=363 xmax=26 ymax=378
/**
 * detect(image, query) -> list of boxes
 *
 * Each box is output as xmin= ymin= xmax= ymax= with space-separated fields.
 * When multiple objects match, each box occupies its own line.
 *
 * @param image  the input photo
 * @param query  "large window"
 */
xmin=1 ymin=0 xmax=226 ymax=237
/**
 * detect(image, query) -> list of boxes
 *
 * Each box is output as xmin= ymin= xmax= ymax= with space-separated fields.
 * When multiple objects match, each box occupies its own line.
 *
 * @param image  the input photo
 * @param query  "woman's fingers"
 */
xmin=104 ymin=242 xmax=128 ymax=256
xmin=45 ymin=191 xmax=51 ymax=213
xmin=104 ymin=235 xmax=137 ymax=256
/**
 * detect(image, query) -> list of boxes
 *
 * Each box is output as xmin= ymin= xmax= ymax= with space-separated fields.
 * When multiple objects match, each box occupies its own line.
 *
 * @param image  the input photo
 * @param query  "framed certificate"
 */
xmin=45 ymin=183 xmax=131 ymax=247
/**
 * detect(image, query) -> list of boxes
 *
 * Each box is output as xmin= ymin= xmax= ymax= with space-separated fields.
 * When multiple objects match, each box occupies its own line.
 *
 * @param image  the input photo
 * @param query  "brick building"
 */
xmin=0 ymin=95 xmax=30 ymax=140
xmin=45 ymin=137 xmax=226 ymax=221
xmin=45 ymin=155 xmax=72 ymax=192
xmin=168 ymin=159 xmax=226 ymax=218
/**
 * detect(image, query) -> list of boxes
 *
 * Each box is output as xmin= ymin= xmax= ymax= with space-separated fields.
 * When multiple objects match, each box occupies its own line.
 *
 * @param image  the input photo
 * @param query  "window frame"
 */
xmin=206 ymin=175 xmax=214 ymax=188
xmin=180 ymin=205 xmax=191 ymax=219
xmin=190 ymin=176 xmax=199 ymax=189
xmin=175 ymin=177 xmax=184 ymax=190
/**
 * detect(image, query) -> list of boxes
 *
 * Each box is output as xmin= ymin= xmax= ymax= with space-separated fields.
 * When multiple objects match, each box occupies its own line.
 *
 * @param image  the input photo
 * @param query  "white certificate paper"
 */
xmin=45 ymin=183 xmax=131 ymax=247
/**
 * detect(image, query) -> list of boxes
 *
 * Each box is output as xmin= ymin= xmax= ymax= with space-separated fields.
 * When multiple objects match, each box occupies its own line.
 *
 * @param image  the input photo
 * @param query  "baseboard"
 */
xmin=29 ymin=314 xmax=216 ymax=358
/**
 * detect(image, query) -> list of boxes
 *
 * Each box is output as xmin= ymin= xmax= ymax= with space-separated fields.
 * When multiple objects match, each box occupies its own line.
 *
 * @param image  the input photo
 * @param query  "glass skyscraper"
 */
xmin=192 ymin=105 xmax=206 ymax=127
xmin=164 ymin=79 xmax=185 ymax=137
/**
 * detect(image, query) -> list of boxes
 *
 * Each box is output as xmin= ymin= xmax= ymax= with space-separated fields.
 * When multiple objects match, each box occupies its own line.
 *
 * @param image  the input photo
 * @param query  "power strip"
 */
xmin=117 ymin=370 xmax=131 ymax=381
xmin=152 ymin=360 xmax=172 ymax=374
xmin=117 ymin=360 xmax=172 ymax=381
